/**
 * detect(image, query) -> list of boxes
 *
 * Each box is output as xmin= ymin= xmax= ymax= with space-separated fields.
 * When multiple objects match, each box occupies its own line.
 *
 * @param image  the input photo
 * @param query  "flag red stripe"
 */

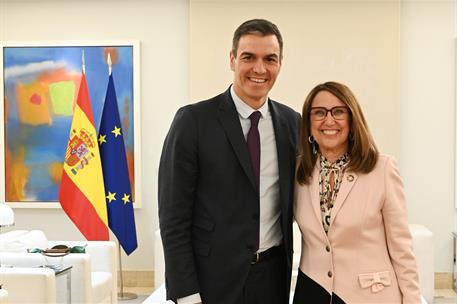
xmin=77 ymin=75 xmax=95 ymax=125
xmin=59 ymin=172 xmax=108 ymax=240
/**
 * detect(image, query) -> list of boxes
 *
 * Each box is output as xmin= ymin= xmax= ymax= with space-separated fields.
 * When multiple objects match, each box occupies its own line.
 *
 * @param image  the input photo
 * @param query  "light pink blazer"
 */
xmin=294 ymin=154 xmax=421 ymax=303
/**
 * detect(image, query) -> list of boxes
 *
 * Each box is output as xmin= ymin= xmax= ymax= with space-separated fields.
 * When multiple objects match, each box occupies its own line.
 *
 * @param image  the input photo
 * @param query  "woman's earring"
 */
xmin=308 ymin=136 xmax=318 ymax=155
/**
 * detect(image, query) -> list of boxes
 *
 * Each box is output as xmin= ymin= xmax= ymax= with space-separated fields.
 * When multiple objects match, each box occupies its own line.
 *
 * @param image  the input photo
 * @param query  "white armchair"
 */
xmin=0 ymin=230 xmax=117 ymax=304
xmin=0 ymin=266 xmax=56 ymax=303
xmin=48 ymin=240 xmax=118 ymax=304
xmin=0 ymin=288 xmax=8 ymax=304
xmin=409 ymin=224 xmax=434 ymax=304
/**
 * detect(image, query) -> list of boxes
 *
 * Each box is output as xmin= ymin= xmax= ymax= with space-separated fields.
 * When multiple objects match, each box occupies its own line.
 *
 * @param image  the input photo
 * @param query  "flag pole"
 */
xmin=82 ymin=49 xmax=86 ymax=75
xmin=117 ymin=242 xmax=137 ymax=300
xmin=107 ymin=52 xmax=112 ymax=76
xmin=104 ymin=52 xmax=138 ymax=301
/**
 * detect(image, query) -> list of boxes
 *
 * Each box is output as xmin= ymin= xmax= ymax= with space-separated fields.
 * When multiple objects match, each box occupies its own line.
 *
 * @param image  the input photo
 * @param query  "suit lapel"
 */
xmin=270 ymin=100 xmax=290 ymax=208
xmin=329 ymin=171 xmax=358 ymax=227
xmin=218 ymin=90 xmax=257 ymax=190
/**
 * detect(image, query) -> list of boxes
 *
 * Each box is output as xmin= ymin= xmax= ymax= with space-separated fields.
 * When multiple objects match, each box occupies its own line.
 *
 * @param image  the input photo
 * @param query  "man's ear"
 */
xmin=229 ymin=51 xmax=235 ymax=71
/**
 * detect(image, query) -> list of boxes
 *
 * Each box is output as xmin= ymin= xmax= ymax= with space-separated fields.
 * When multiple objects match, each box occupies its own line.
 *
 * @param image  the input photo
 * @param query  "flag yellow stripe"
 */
xmin=63 ymin=104 xmax=108 ymax=226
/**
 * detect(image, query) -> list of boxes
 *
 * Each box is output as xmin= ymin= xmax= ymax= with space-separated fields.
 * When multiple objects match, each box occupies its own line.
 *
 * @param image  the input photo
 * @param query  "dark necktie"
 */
xmin=247 ymin=111 xmax=261 ymax=188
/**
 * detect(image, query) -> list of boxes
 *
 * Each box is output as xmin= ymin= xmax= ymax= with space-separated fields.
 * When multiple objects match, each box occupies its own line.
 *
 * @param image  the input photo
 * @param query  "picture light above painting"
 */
xmin=0 ymin=41 xmax=141 ymax=208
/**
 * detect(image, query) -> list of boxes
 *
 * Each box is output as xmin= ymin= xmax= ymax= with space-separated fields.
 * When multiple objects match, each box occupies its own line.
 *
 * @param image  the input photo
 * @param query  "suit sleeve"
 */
xmin=382 ymin=156 xmax=421 ymax=304
xmin=158 ymin=106 xmax=200 ymax=302
xmin=291 ymin=111 xmax=301 ymax=222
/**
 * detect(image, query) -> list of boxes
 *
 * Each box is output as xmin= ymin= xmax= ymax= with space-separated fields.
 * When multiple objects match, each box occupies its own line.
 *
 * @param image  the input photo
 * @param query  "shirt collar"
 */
xmin=230 ymin=85 xmax=269 ymax=119
xmin=319 ymin=153 xmax=350 ymax=170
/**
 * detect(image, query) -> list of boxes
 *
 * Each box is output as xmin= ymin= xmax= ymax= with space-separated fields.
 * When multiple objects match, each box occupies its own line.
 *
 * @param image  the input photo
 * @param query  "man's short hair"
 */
xmin=232 ymin=19 xmax=283 ymax=60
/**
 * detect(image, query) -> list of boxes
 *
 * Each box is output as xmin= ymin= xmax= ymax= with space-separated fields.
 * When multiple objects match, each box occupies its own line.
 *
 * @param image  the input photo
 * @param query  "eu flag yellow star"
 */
xmin=111 ymin=126 xmax=121 ymax=138
xmin=98 ymin=134 xmax=107 ymax=145
xmin=106 ymin=192 xmax=116 ymax=203
xmin=121 ymin=193 xmax=131 ymax=204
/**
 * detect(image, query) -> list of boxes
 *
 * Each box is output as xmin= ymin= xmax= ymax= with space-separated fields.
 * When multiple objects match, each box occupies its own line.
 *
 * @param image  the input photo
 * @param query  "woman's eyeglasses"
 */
xmin=309 ymin=106 xmax=350 ymax=121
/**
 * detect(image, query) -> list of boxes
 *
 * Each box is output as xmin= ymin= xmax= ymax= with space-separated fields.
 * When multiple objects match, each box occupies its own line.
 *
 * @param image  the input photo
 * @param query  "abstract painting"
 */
xmin=0 ymin=41 xmax=141 ymax=207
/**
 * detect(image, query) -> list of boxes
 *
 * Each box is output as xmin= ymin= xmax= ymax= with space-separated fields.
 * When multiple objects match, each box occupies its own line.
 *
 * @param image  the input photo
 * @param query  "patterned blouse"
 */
xmin=319 ymin=153 xmax=350 ymax=233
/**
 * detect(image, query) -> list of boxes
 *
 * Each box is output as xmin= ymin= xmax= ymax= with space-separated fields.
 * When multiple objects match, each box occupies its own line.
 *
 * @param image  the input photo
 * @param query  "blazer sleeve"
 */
xmin=382 ymin=156 xmax=421 ymax=304
xmin=158 ymin=106 xmax=200 ymax=302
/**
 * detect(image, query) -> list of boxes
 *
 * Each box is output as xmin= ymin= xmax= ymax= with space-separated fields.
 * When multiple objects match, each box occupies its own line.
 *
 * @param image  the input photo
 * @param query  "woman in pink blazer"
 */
xmin=293 ymin=82 xmax=421 ymax=304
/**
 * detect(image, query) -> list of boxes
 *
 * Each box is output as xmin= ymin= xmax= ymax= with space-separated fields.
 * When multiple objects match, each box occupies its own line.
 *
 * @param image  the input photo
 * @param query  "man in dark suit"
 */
xmin=158 ymin=19 xmax=300 ymax=304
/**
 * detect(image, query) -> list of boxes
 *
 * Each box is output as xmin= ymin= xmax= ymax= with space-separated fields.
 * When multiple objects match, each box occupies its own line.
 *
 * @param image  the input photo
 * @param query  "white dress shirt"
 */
xmin=230 ymin=86 xmax=282 ymax=252
xmin=177 ymin=87 xmax=282 ymax=304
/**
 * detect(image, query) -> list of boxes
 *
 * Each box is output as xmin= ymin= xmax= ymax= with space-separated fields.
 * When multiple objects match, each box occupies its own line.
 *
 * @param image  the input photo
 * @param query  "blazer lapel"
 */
xmin=309 ymin=165 xmax=322 ymax=229
xmin=269 ymin=101 xmax=290 ymax=206
xmin=329 ymin=171 xmax=358 ymax=227
xmin=218 ymin=89 xmax=257 ymax=190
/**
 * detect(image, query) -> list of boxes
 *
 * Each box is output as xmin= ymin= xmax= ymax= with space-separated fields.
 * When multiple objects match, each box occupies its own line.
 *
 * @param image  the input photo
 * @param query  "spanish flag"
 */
xmin=59 ymin=74 xmax=109 ymax=240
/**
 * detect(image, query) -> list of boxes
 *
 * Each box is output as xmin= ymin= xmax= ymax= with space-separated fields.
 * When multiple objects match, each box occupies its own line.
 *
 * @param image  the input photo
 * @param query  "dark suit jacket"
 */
xmin=158 ymin=87 xmax=300 ymax=304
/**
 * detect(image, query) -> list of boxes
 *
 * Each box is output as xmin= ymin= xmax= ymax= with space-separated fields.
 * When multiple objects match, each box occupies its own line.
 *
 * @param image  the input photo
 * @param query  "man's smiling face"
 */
xmin=230 ymin=34 xmax=281 ymax=109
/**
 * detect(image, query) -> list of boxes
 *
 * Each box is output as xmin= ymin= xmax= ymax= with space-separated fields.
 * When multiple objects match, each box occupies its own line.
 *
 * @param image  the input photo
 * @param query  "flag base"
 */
xmin=118 ymin=292 xmax=138 ymax=301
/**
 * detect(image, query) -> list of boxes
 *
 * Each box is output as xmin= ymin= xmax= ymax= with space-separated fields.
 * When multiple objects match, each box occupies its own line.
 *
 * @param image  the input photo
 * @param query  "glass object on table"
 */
xmin=39 ymin=265 xmax=72 ymax=304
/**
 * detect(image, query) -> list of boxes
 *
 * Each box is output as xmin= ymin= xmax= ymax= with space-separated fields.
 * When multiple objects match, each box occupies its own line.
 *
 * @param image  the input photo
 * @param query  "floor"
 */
xmin=118 ymin=287 xmax=153 ymax=303
xmin=122 ymin=287 xmax=457 ymax=304
xmin=434 ymin=289 xmax=457 ymax=304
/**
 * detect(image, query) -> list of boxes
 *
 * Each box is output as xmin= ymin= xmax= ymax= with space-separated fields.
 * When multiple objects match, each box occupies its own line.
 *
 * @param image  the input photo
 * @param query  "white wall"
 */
xmin=190 ymin=0 xmax=401 ymax=158
xmin=0 ymin=0 xmax=190 ymax=270
xmin=400 ymin=0 xmax=457 ymax=272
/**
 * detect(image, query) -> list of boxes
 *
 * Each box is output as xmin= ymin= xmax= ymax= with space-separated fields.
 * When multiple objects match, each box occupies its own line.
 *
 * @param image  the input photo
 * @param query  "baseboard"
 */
xmin=119 ymin=270 xmax=453 ymax=289
xmin=435 ymin=272 xmax=453 ymax=289
xmin=118 ymin=270 xmax=154 ymax=287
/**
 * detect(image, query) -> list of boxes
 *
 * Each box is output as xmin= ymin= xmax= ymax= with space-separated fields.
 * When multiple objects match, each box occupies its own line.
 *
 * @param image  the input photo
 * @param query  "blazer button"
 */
xmin=328 ymin=271 xmax=333 ymax=278
xmin=325 ymin=245 xmax=330 ymax=252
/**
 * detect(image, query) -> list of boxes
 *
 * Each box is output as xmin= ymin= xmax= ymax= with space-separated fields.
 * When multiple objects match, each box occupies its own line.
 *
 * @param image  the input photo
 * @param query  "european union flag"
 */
xmin=98 ymin=74 xmax=137 ymax=255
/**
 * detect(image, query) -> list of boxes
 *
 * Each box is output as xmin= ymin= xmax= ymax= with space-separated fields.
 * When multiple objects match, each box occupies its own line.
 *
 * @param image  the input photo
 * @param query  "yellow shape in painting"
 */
xmin=16 ymin=81 xmax=52 ymax=126
xmin=111 ymin=126 xmax=121 ymax=138
xmin=106 ymin=192 xmax=116 ymax=203
xmin=49 ymin=81 xmax=75 ymax=116
xmin=5 ymin=146 xmax=30 ymax=201
xmin=98 ymin=134 xmax=107 ymax=145
xmin=121 ymin=193 xmax=130 ymax=204
xmin=48 ymin=162 xmax=63 ymax=184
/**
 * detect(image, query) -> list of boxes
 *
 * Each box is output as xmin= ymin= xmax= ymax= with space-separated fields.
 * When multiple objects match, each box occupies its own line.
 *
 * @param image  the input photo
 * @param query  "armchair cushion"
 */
xmin=0 ymin=230 xmax=47 ymax=253
xmin=0 ymin=230 xmax=29 ymax=241
xmin=0 ymin=230 xmax=28 ymax=252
